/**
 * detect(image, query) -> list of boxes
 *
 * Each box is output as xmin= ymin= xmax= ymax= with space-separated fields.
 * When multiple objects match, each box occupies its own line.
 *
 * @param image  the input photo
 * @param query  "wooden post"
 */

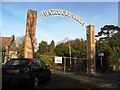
xmin=24 ymin=10 xmax=37 ymax=58
xmin=86 ymin=25 xmax=96 ymax=74
xmin=64 ymin=57 xmax=66 ymax=73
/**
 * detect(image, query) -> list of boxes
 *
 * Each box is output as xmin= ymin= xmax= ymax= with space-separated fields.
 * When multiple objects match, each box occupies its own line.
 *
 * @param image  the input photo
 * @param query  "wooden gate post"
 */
xmin=24 ymin=10 xmax=37 ymax=58
xmin=86 ymin=25 xmax=96 ymax=74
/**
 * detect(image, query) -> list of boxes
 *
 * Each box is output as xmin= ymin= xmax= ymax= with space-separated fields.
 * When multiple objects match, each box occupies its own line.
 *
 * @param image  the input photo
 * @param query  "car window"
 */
xmin=41 ymin=60 xmax=46 ymax=69
xmin=5 ymin=60 xmax=28 ymax=66
xmin=13 ymin=60 xmax=19 ymax=65
xmin=33 ymin=60 xmax=41 ymax=67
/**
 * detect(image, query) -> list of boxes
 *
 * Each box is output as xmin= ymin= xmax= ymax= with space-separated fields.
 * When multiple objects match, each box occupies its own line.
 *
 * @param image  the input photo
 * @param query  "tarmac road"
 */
xmin=1 ymin=70 xmax=120 ymax=90
xmin=36 ymin=70 xmax=119 ymax=89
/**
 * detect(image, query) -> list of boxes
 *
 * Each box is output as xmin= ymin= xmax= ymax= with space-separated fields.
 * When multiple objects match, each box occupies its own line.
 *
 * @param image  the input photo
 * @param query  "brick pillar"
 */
xmin=24 ymin=10 xmax=37 ymax=58
xmin=86 ymin=25 xmax=96 ymax=74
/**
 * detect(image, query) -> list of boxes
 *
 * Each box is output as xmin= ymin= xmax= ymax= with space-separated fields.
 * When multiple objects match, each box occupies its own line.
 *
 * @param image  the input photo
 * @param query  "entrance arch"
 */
xmin=24 ymin=9 xmax=96 ymax=74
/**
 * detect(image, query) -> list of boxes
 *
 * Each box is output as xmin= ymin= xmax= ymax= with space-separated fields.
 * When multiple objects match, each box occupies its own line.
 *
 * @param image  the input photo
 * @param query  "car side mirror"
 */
xmin=33 ymin=63 xmax=37 ymax=66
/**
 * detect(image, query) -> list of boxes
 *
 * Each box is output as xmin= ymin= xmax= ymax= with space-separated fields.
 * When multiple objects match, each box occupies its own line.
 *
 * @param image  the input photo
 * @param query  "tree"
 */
xmin=96 ymin=25 xmax=120 ymax=38
xmin=35 ymin=40 xmax=55 ymax=67
xmin=96 ymin=25 xmax=120 ymax=71
xmin=108 ymin=32 xmax=120 ymax=71
xmin=16 ymin=36 xmax=25 ymax=58
xmin=37 ymin=41 xmax=48 ymax=55
xmin=48 ymin=40 xmax=55 ymax=55
xmin=55 ymin=38 xmax=87 ymax=58
xmin=72 ymin=38 xmax=86 ymax=58
xmin=55 ymin=43 xmax=67 ymax=56
xmin=35 ymin=39 xmax=87 ymax=69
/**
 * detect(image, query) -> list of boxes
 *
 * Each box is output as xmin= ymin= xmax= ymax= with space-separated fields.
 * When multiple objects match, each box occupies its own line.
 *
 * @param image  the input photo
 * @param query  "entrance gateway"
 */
xmin=24 ymin=9 xmax=96 ymax=74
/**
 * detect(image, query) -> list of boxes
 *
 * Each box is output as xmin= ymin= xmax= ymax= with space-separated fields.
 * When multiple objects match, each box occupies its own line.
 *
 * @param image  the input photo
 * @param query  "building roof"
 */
xmin=0 ymin=35 xmax=17 ymax=52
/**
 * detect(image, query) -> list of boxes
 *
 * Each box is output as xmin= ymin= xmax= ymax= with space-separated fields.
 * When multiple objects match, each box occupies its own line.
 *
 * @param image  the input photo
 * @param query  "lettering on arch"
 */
xmin=38 ymin=9 xmax=85 ymax=26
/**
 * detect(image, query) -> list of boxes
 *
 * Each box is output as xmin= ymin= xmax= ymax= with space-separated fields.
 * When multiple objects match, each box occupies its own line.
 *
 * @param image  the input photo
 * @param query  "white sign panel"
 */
xmin=98 ymin=52 xmax=104 ymax=57
xmin=54 ymin=56 xmax=62 ymax=63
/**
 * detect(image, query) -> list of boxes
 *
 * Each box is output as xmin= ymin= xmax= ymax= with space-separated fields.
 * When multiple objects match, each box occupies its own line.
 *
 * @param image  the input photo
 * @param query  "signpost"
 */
xmin=98 ymin=52 xmax=104 ymax=68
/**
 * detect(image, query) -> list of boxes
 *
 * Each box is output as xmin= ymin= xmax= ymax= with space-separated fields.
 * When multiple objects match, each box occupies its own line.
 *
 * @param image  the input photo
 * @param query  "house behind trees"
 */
xmin=0 ymin=35 xmax=17 ymax=64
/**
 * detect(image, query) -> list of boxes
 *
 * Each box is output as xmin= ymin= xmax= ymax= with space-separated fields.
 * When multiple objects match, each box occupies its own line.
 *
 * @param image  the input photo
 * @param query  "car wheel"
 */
xmin=33 ymin=76 xmax=39 ymax=88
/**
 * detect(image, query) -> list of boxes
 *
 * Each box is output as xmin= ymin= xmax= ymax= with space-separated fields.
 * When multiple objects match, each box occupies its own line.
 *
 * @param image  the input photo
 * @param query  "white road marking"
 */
xmin=100 ymin=84 xmax=112 ymax=87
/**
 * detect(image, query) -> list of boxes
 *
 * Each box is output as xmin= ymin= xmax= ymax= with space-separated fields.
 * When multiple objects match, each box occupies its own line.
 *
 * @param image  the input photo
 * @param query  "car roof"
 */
xmin=10 ymin=58 xmax=39 ymax=61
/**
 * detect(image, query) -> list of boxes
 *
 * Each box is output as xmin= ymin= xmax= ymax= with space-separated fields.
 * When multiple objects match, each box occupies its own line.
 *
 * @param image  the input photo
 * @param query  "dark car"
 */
xmin=2 ymin=58 xmax=51 ymax=89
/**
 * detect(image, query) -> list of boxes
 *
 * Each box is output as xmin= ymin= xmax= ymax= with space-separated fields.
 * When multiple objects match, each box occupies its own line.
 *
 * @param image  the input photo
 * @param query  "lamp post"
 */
xmin=99 ymin=40 xmax=103 ymax=71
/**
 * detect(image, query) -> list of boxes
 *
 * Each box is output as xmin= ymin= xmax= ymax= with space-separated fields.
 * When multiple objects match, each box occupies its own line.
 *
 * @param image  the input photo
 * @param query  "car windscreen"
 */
xmin=4 ymin=59 xmax=29 ymax=67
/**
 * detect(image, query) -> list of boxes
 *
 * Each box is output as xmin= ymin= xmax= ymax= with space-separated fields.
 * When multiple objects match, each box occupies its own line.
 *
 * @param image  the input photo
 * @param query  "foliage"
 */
xmin=96 ymin=25 xmax=120 ymax=38
xmin=16 ymin=36 xmax=25 ymax=58
xmin=55 ymin=43 xmax=68 ymax=56
xmin=41 ymin=56 xmax=53 ymax=67
xmin=48 ymin=40 xmax=55 ymax=55
xmin=35 ymin=38 xmax=87 ymax=69
xmin=55 ymin=38 xmax=86 ymax=58
xmin=35 ymin=40 xmax=56 ymax=67
xmin=37 ymin=41 xmax=48 ymax=55
xmin=70 ymin=38 xmax=86 ymax=58
xmin=34 ymin=52 xmax=53 ymax=67
xmin=108 ymin=32 xmax=120 ymax=71
xmin=48 ymin=40 xmax=55 ymax=52
xmin=16 ymin=25 xmax=120 ymax=71
xmin=96 ymin=25 xmax=120 ymax=71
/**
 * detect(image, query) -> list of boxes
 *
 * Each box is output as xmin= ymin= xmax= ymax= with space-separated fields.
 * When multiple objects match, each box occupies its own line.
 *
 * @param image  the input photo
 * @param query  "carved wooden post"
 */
xmin=86 ymin=25 xmax=96 ymax=74
xmin=24 ymin=10 xmax=37 ymax=58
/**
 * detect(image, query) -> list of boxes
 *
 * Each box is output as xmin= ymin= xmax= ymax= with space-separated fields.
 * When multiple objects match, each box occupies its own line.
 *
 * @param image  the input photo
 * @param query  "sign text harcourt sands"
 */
xmin=39 ymin=9 xmax=85 ymax=26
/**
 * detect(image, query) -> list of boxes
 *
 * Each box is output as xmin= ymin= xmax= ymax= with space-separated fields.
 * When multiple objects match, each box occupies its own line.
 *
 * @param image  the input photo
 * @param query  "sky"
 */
xmin=1 ymin=2 xmax=118 ymax=44
xmin=1 ymin=0 xmax=120 ymax=2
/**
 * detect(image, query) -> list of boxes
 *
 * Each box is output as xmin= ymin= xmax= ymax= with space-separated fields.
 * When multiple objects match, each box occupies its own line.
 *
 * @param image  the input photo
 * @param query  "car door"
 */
xmin=33 ymin=60 xmax=44 ymax=81
xmin=40 ymin=60 xmax=50 ymax=79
